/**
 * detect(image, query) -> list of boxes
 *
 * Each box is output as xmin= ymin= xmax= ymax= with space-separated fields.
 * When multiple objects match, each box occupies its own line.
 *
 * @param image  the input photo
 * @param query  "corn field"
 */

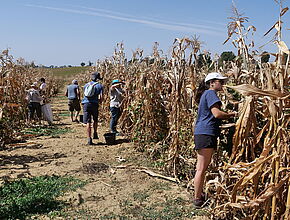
xmin=77 ymin=2 xmax=289 ymax=219
xmin=0 ymin=50 xmax=61 ymax=146
xmin=0 ymin=1 xmax=289 ymax=219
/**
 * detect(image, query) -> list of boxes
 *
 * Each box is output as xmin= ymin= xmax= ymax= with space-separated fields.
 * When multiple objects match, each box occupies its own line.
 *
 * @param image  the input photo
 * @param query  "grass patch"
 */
xmin=100 ymin=196 xmax=208 ymax=219
xmin=53 ymin=95 xmax=68 ymax=100
xmin=48 ymin=208 xmax=96 ymax=219
xmin=139 ymin=197 xmax=207 ymax=219
xmin=47 ymin=66 xmax=90 ymax=77
xmin=150 ymin=182 xmax=171 ymax=191
xmin=132 ymin=190 xmax=150 ymax=203
xmin=23 ymin=126 xmax=71 ymax=137
xmin=0 ymin=176 xmax=86 ymax=219
xmin=58 ymin=112 xmax=71 ymax=117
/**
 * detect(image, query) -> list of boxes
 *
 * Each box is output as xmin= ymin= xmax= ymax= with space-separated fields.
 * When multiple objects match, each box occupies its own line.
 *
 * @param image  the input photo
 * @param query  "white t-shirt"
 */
xmin=40 ymin=83 xmax=47 ymax=91
xmin=110 ymin=87 xmax=124 ymax=108
xmin=27 ymin=89 xmax=42 ymax=103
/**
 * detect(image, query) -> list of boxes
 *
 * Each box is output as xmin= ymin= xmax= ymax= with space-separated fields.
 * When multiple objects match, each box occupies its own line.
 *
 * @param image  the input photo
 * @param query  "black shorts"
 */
xmin=28 ymin=102 xmax=42 ymax=119
xmin=194 ymin=134 xmax=217 ymax=150
xmin=68 ymin=99 xmax=81 ymax=112
xmin=83 ymin=103 xmax=99 ymax=124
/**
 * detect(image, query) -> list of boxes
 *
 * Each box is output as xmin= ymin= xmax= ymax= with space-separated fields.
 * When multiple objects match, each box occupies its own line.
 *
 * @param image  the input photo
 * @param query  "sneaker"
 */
xmin=93 ymin=133 xmax=99 ymax=139
xmin=112 ymin=131 xmax=122 ymax=136
xmin=116 ymin=132 xmax=124 ymax=136
xmin=87 ymin=138 xmax=94 ymax=145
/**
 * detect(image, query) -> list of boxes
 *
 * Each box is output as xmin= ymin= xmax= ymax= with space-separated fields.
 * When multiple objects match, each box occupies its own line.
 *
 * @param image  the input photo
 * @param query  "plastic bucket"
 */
xmin=79 ymin=115 xmax=83 ymax=123
xmin=104 ymin=133 xmax=116 ymax=145
xmin=41 ymin=104 xmax=53 ymax=125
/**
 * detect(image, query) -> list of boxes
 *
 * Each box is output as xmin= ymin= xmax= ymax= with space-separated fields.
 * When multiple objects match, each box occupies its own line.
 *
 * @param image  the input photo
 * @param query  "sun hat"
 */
xmin=72 ymin=79 xmax=78 ymax=84
xmin=204 ymin=72 xmax=228 ymax=83
xmin=112 ymin=79 xmax=120 ymax=85
xmin=91 ymin=72 xmax=102 ymax=81
xmin=112 ymin=79 xmax=125 ymax=85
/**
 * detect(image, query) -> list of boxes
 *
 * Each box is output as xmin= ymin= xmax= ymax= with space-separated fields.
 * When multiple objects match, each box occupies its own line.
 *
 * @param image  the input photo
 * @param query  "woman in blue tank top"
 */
xmin=193 ymin=72 xmax=237 ymax=208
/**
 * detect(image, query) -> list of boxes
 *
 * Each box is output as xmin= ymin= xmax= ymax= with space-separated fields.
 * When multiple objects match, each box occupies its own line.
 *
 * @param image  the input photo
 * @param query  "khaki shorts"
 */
xmin=68 ymin=99 xmax=81 ymax=112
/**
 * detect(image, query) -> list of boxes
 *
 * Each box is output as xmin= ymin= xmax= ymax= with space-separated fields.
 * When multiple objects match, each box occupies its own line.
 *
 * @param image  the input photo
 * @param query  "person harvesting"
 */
xmin=193 ymin=72 xmax=237 ymax=208
xmin=109 ymin=79 xmax=125 ymax=135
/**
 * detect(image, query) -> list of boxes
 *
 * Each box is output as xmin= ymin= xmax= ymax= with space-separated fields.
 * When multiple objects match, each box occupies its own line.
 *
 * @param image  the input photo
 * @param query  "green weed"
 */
xmin=53 ymin=95 xmax=68 ymax=100
xmin=99 ymin=196 xmax=209 ymax=219
xmin=123 ymin=198 xmax=207 ymax=220
xmin=58 ymin=112 xmax=71 ymax=117
xmin=0 ymin=176 xmax=86 ymax=219
xmin=23 ymin=126 xmax=71 ymax=137
xmin=150 ymin=182 xmax=171 ymax=191
xmin=132 ymin=190 xmax=149 ymax=202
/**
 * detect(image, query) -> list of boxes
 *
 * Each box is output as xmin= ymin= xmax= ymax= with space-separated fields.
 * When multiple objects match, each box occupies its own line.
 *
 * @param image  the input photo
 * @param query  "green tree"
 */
xmin=196 ymin=53 xmax=212 ymax=68
xmin=261 ymin=51 xmax=270 ymax=63
xmin=80 ymin=62 xmax=85 ymax=67
xmin=220 ymin=51 xmax=236 ymax=62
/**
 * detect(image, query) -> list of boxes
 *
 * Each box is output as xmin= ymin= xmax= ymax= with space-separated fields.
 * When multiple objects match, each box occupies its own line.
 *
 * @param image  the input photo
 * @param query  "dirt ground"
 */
xmin=0 ymin=94 xmax=209 ymax=219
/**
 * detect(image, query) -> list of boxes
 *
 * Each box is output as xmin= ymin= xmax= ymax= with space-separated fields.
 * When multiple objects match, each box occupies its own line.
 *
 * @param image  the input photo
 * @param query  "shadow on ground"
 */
xmin=0 ymin=153 xmax=66 ymax=167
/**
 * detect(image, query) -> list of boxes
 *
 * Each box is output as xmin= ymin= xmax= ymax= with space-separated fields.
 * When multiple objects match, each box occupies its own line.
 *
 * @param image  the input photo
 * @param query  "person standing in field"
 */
xmin=26 ymin=82 xmax=43 ymax=124
xmin=109 ymin=79 xmax=125 ymax=135
xmin=193 ymin=72 xmax=237 ymax=208
xmin=82 ymin=72 xmax=104 ymax=145
xmin=65 ymin=79 xmax=81 ymax=123
xmin=39 ymin=78 xmax=47 ymax=95
xmin=39 ymin=77 xmax=47 ymax=104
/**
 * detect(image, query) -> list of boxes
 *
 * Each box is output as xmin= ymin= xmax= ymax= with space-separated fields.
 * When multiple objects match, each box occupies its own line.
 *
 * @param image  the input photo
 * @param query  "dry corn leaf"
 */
xmin=275 ymin=40 xmax=290 ymax=54
xmin=244 ymin=173 xmax=290 ymax=208
xmin=280 ymin=7 xmax=289 ymax=16
xmin=264 ymin=21 xmax=279 ymax=36
xmin=231 ymin=96 xmax=254 ymax=162
xmin=231 ymin=153 xmax=277 ymax=202
xmin=226 ymin=84 xmax=289 ymax=98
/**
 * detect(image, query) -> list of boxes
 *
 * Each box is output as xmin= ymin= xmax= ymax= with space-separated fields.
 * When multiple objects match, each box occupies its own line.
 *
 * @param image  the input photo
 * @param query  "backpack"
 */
xmin=28 ymin=89 xmax=42 ymax=102
xmin=84 ymin=82 xmax=98 ymax=97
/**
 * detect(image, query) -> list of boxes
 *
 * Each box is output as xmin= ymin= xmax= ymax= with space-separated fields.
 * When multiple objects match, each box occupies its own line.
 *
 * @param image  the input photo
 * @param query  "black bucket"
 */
xmin=79 ymin=115 xmax=83 ymax=123
xmin=104 ymin=133 xmax=116 ymax=145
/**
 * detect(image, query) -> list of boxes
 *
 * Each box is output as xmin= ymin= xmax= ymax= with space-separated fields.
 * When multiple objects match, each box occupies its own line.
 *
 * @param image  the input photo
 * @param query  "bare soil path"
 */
xmin=0 ymin=94 xmax=208 ymax=219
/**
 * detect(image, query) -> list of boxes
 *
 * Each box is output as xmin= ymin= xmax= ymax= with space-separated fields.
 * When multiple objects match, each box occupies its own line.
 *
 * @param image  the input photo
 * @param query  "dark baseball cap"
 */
xmin=91 ymin=72 xmax=102 ymax=81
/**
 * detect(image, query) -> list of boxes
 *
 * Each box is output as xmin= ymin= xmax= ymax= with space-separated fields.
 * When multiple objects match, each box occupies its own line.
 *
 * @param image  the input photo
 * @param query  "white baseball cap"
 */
xmin=204 ymin=72 xmax=228 ymax=82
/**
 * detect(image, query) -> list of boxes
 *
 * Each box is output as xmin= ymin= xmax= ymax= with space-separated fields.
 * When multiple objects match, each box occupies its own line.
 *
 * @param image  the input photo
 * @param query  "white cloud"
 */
xmin=25 ymin=4 xmax=225 ymax=36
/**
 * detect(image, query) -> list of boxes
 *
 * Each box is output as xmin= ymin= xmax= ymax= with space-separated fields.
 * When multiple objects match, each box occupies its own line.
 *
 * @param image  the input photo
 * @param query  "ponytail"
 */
xmin=195 ymin=80 xmax=210 ymax=104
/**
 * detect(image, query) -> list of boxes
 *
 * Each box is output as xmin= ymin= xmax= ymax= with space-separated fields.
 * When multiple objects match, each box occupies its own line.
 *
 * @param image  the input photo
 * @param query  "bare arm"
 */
xmin=211 ymin=103 xmax=237 ymax=119
xmin=98 ymin=93 xmax=103 ymax=103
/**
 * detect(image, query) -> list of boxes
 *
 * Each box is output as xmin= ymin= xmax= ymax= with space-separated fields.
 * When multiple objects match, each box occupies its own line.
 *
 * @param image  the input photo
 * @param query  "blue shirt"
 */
xmin=81 ymin=81 xmax=103 ymax=104
xmin=67 ymin=84 xmax=79 ymax=100
xmin=194 ymin=90 xmax=222 ymax=136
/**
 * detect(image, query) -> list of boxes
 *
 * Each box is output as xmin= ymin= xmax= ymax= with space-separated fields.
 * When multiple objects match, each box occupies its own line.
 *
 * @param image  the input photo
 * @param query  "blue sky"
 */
xmin=1 ymin=0 xmax=289 ymax=66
